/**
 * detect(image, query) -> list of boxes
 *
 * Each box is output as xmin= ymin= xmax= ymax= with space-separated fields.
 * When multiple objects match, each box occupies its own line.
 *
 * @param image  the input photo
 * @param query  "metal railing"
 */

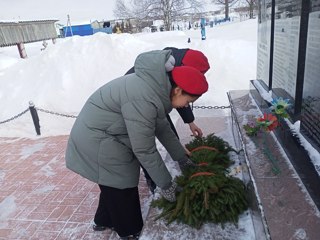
xmin=0 ymin=102 xmax=230 ymax=135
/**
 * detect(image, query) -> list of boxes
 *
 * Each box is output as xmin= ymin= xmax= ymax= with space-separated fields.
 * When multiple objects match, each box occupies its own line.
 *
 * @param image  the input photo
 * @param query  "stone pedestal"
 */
xmin=229 ymin=90 xmax=320 ymax=240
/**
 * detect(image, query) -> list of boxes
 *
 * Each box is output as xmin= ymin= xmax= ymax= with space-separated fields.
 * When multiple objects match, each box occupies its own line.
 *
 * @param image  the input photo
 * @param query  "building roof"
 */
xmin=0 ymin=20 xmax=58 ymax=47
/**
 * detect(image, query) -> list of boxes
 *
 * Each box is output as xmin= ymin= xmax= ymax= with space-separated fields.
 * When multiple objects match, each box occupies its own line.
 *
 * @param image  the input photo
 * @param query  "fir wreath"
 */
xmin=151 ymin=134 xmax=248 ymax=229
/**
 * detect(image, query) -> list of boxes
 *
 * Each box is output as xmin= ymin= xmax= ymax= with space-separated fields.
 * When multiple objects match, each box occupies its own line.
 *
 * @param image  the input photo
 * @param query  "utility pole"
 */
xmin=65 ymin=14 xmax=73 ymax=37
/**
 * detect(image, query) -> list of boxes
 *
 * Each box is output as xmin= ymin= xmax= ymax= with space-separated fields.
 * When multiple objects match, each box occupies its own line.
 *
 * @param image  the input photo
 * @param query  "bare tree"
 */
xmin=245 ymin=0 xmax=257 ymax=19
xmin=213 ymin=0 xmax=239 ymax=19
xmin=113 ymin=0 xmax=150 ymax=31
xmin=214 ymin=0 xmax=257 ymax=19
xmin=114 ymin=0 xmax=203 ymax=31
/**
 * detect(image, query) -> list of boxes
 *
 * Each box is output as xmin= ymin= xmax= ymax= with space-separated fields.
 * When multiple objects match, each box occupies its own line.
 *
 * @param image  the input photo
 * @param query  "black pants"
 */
xmin=94 ymin=185 xmax=143 ymax=237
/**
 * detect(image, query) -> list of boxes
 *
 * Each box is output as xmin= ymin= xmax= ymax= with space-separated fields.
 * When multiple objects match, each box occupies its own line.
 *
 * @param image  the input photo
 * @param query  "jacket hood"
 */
xmin=163 ymin=47 xmax=188 ymax=66
xmin=134 ymin=50 xmax=173 ymax=113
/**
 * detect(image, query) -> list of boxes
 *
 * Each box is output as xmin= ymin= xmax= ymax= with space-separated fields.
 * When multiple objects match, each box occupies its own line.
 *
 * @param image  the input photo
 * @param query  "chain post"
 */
xmin=29 ymin=101 xmax=41 ymax=136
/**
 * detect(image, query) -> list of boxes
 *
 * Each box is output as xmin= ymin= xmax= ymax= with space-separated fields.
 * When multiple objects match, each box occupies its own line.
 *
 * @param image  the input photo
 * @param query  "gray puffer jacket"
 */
xmin=65 ymin=50 xmax=186 ymax=189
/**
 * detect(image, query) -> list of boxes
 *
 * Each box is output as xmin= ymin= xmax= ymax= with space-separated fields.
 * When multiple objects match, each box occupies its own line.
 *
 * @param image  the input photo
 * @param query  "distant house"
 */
xmin=0 ymin=20 xmax=58 ymax=58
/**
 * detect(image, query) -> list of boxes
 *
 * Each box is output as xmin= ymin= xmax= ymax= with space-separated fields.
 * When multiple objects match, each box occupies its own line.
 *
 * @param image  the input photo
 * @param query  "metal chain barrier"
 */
xmin=1 ymin=102 xmax=230 ymax=135
xmin=0 ymin=102 xmax=77 ymax=136
xmin=36 ymin=108 xmax=78 ymax=118
xmin=0 ymin=108 xmax=29 ymax=125
xmin=192 ymin=105 xmax=231 ymax=110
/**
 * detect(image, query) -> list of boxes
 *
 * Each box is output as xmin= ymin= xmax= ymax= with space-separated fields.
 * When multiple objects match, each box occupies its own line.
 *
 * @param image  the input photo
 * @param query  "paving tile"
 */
xmin=82 ymin=231 xmax=113 ymax=240
xmin=37 ymin=221 xmax=66 ymax=232
xmin=7 ymin=220 xmax=33 ymax=239
xmin=65 ymin=223 xmax=90 ymax=239
xmin=75 ymin=205 xmax=97 ymax=214
xmin=80 ymin=192 xmax=98 ymax=206
xmin=56 ymin=222 xmax=79 ymax=240
xmin=27 ymin=211 xmax=50 ymax=222
xmin=0 ymin=122 xmax=256 ymax=240
xmin=0 ymin=136 xmax=96 ymax=240
xmin=57 ymin=205 xmax=78 ymax=222
xmin=68 ymin=213 xmax=94 ymax=223
xmin=15 ymin=205 xmax=38 ymax=220
xmin=0 ymin=228 xmax=13 ymax=239
xmin=46 ymin=205 xmax=68 ymax=221
xmin=3 ymin=110 xmax=310 ymax=240
xmin=30 ymin=231 xmax=59 ymax=240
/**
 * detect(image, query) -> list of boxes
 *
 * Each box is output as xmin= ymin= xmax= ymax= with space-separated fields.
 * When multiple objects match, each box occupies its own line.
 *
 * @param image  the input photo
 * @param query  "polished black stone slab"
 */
xmin=229 ymin=89 xmax=320 ymax=240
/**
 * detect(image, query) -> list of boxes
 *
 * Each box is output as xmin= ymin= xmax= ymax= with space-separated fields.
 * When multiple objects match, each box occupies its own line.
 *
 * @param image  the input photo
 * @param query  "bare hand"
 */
xmin=184 ymin=146 xmax=191 ymax=156
xmin=188 ymin=122 xmax=203 ymax=137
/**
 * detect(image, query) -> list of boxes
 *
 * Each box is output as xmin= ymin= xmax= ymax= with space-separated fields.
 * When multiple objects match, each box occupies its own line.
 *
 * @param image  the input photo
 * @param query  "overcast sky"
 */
xmin=0 ymin=0 xmax=220 ymax=25
xmin=0 ymin=0 xmax=117 ymax=24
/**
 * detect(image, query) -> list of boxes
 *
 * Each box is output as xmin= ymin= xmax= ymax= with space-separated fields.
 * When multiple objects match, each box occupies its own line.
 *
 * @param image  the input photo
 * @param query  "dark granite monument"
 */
xmin=256 ymin=0 xmax=272 ymax=87
xmin=256 ymin=0 xmax=320 ymax=150
xmin=301 ymin=0 xmax=320 ymax=150
xmin=252 ymin=0 xmax=320 ymax=208
xmin=272 ymin=0 xmax=302 ymax=107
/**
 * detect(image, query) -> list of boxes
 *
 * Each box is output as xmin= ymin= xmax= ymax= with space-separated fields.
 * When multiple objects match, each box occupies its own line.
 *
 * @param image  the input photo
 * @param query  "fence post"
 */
xmin=29 ymin=101 xmax=41 ymax=135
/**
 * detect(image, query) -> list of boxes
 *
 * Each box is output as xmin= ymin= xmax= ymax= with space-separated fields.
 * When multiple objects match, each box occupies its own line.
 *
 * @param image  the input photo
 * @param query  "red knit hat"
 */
xmin=182 ymin=49 xmax=210 ymax=74
xmin=172 ymin=66 xmax=208 ymax=95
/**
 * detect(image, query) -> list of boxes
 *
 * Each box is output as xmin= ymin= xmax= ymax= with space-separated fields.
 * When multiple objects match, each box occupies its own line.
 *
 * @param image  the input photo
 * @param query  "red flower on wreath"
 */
xmin=257 ymin=113 xmax=278 ymax=131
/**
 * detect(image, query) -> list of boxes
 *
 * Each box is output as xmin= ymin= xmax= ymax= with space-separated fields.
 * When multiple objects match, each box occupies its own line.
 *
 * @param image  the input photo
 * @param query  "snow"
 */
xmin=0 ymin=16 xmax=319 ymax=238
xmin=286 ymin=119 xmax=320 ymax=176
xmin=252 ymin=80 xmax=273 ymax=102
xmin=0 ymin=19 xmax=257 ymax=138
xmin=0 ymin=18 xmax=258 ymax=238
xmin=19 ymin=142 xmax=46 ymax=159
xmin=0 ymin=196 xmax=17 ymax=227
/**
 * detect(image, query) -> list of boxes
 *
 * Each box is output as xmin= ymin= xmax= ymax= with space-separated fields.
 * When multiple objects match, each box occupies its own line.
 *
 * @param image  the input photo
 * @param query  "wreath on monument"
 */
xmin=151 ymin=134 xmax=248 ymax=229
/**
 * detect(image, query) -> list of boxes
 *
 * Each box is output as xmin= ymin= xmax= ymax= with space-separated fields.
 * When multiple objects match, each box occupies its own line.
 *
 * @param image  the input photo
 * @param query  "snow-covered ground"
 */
xmin=0 ymin=17 xmax=319 ymax=239
xmin=0 ymin=19 xmax=257 ymax=138
xmin=0 ymin=16 xmax=318 ymax=178
xmin=0 ymin=18 xmax=259 ymax=239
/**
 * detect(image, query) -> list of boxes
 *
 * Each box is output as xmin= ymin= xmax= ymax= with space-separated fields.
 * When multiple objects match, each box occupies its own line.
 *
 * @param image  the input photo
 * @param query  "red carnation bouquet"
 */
xmin=244 ymin=97 xmax=290 ymax=136
xmin=243 ymin=97 xmax=291 ymax=174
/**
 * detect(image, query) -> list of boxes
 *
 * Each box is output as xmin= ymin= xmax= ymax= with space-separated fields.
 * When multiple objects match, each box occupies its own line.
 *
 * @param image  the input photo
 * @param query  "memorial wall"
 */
xmin=256 ymin=0 xmax=320 ymax=150
xmin=256 ymin=0 xmax=272 ymax=87
xmin=301 ymin=0 xmax=320 ymax=147
xmin=272 ymin=0 xmax=301 ymax=103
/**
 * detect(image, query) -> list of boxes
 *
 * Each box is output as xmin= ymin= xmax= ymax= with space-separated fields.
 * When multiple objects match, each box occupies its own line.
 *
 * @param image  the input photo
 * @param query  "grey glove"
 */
xmin=161 ymin=182 xmax=178 ymax=202
xmin=177 ymin=156 xmax=197 ymax=172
